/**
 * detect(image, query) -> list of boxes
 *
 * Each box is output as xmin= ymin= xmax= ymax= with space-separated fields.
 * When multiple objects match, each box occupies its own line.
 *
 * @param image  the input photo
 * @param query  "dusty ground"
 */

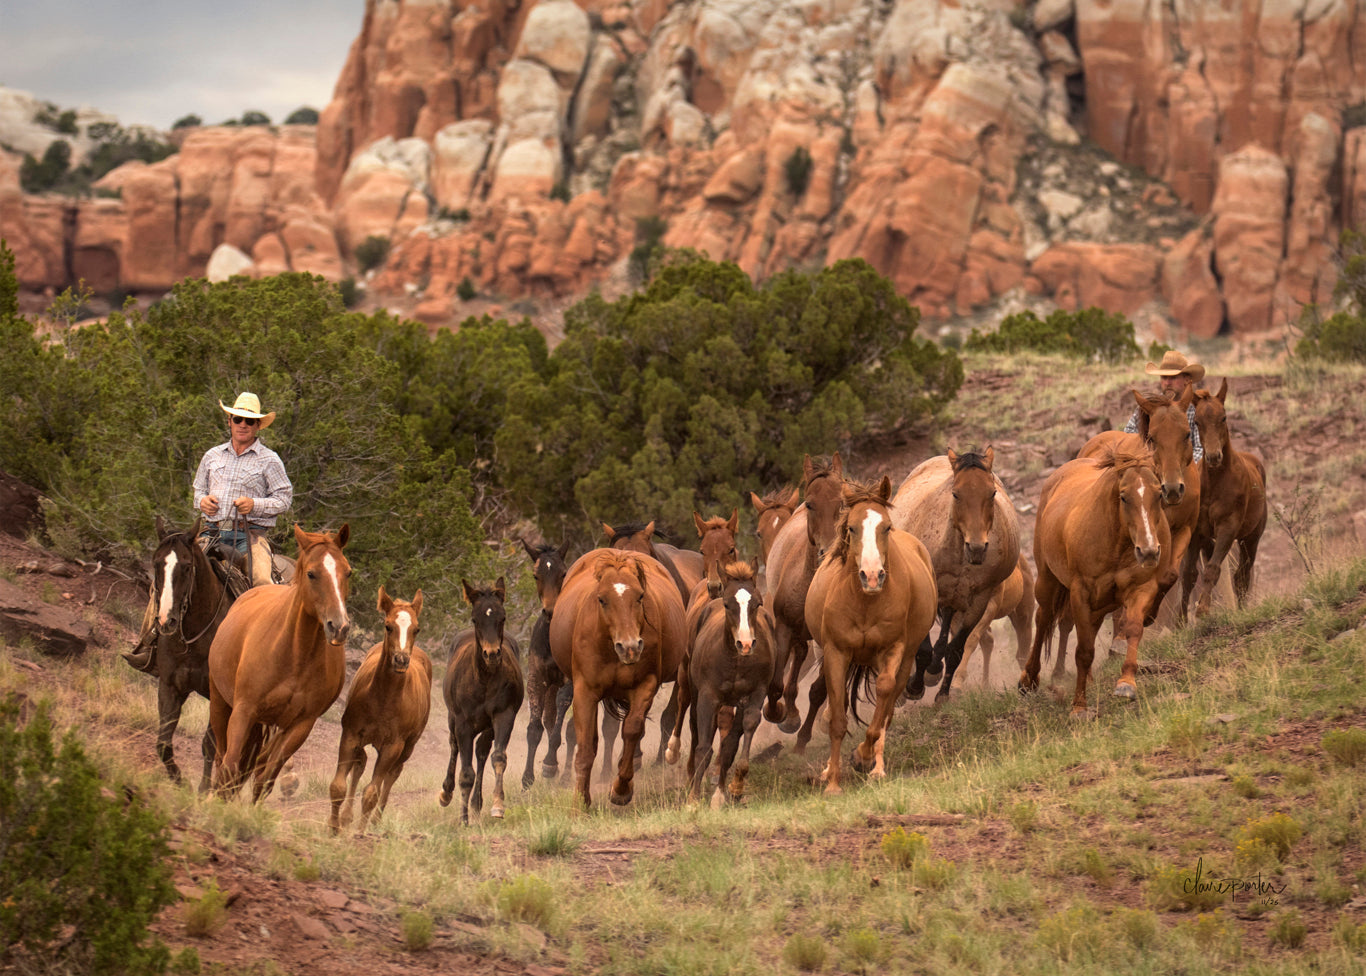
xmin=3 ymin=369 xmax=1362 ymax=974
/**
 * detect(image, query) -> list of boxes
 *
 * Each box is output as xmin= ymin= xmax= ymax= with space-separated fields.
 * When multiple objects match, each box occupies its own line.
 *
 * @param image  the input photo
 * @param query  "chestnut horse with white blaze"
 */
xmin=1019 ymin=449 xmax=1168 ymax=713
xmin=208 ymin=524 xmax=352 ymax=801
xmin=329 ymin=586 xmax=432 ymax=834
xmin=549 ymin=548 xmax=687 ymax=809
xmin=805 ymin=478 xmax=938 ymax=795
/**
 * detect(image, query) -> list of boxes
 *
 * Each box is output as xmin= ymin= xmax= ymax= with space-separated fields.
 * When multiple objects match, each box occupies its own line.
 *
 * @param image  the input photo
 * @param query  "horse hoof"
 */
xmin=710 ymin=789 xmax=725 ymax=811
xmin=609 ymin=788 xmax=632 ymax=807
xmin=521 ymin=774 xmax=535 ymax=791
xmin=778 ymin=712 xmax=802 ymax=734
xmin=823 ymin=783 xmax=843 ymax=797
xmin=933 ymin=688 xmax=951 ymax=706
xmin=1113 ymin=681 xmax=1137 ymax=701
xmin=491 ymin=805 xmax=504 ymax=819
xmin=541 ymin=762 xmax=558 ymax=779
xmin=1070 ymin=707 xmax=1097 ymax=721
xmin=905 ymin=681 xmax=925 ymax=701
xmin=665 ymin=738 xmax=680 ymax=765
xmin=925 ymin=669 xmax=942 ymax=687
xmin=763 ymin=700 xmax=786 ymax=724
xmin=439 ymin=790 xmax=452 ymax=807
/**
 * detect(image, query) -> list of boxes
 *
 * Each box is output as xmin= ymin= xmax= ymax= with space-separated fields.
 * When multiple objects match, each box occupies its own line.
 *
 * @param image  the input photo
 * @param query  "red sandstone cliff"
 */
xmin=5 ymin=0 xmax=1366 ymax=338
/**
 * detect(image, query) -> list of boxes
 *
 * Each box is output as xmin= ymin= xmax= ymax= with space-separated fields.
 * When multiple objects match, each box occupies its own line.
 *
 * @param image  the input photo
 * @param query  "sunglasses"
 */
xmin=231 ymin=416 xmax=259 ymax=426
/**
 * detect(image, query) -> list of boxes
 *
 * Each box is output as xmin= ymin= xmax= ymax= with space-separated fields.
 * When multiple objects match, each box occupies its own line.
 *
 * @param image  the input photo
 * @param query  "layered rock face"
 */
xmin=5 ymin=0 xmax=1366 ymax=336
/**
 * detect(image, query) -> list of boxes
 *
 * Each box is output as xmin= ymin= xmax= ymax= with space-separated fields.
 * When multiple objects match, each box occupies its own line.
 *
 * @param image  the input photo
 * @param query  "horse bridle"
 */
xmin=159 ymin=540 xmax=229 ymax=648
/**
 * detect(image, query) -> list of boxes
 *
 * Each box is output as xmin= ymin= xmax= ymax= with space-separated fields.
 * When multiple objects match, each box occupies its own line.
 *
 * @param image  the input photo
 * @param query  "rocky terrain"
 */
xmin=4 ymin=0 xmax=1365 ymax=337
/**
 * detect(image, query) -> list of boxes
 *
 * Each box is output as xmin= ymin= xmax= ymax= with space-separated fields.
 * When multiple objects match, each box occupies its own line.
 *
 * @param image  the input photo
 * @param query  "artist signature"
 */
xmin=1184 ymin=857 xmax=1289 ymax=906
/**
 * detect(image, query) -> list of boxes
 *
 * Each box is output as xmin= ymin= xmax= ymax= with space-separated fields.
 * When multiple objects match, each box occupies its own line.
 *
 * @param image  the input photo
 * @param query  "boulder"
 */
xmin=0 ymin=577 xmax=92 ymax=658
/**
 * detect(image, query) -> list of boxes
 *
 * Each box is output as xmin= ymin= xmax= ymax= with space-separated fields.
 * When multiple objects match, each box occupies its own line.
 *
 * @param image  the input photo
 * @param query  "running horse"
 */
xmin=889 ymin=448 xmax=1021 ymax=704
xmin=549 ymin=547 xmax=687 ymax=809
xmin=958 ymin=550 xmax=1035 ymax=688
xmin=804 ymin=478 xmax=938 ymax=794
xmin=1181 ymin=379 xmax=1267 ymax=617
xmin=519 ymin=538 xmax=573 ymax=789
xmin=208 ymin=524 xmax=352 ymax=800
xmin=763 ymin=453 xmax=845 ymax=735
xmin=749 ymin=486 xmax=800 ymax=573
xmin=1018 ymin=449 xmax=1168 ymax=713
xmin=144 ymin=514 xmax=237 ymax=788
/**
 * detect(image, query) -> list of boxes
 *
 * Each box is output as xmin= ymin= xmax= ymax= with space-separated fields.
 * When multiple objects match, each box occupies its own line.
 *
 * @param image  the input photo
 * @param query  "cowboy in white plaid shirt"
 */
xmin=1123 ymin=350 xmax=1204 ymax=465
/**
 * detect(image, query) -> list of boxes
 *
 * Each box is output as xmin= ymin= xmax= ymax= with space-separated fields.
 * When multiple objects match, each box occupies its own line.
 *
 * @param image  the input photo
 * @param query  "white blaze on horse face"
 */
xmin=395 ymin=610 xmax=414 ymax=650
xmin=1134 ymin=482 xmax=1159 ymax=550
xmin=157 ymin=550 xmax=179 ymax=625
xmin=734 ymin=587 xmax=754 ymax=648
xmin=858 ymin=510 xmax=885 ymax=581
xmin=321 ymin=553 xmax=350 ymax=628
xmin=613 ymin=582 xmax=628 ymax=597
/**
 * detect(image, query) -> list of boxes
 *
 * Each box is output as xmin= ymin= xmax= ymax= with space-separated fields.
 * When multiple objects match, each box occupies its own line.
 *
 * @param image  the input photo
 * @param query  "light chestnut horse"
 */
xmin=959 ymin=550 xmax=1035 ymax=687
xmin=804 ymin=478 xmax=937 ymax=795
xmin=329 ymin=586 xmax=432 ymax=834
xmin=749 ymin=485 xmax=800 ymax=571
xmin=666 ymin=561 xmax=775 ymax=807
xmin=549 ymin=548 xmax=687 ymax=808
xmin=763 ymin=453 xmax=845 ymax=734
xmin=888 ymin=449 xmax=1020 ymax=703
xmin=1019 ymin=450 xmax=1168 ymax=713
xmin=1181 ymin=380 xmax=1268 ymax=616
xmin=208 ymin=524 xmax=352 ymax=801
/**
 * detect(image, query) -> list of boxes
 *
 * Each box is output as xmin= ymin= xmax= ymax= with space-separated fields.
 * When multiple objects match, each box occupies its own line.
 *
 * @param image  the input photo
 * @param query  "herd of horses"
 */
xmin=135 ymin=380 xmax=1267 ymax=824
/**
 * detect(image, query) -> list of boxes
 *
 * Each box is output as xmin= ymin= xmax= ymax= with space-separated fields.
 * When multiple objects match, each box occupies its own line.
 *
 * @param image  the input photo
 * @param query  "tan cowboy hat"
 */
xmin=1144 ymin=350 xmax=1205 ymax=384
xmin=219 ymin=391 xmax=276 ymax=430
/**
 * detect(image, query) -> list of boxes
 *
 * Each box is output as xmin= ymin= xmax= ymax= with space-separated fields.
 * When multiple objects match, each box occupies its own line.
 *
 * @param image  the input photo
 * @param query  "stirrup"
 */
xmin=122 ymin=645 xmax=158 ymax=675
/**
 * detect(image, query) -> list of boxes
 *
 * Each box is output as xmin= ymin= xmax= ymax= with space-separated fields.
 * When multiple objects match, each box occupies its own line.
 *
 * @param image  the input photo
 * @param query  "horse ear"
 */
xmin=947 ymin=448 xmax=959 ymax=466
xmin=335 ymin=523 xmax=350 ymax=548
xmin=377 ymin=585 xmax=392 ymax=615
xmin=693 ymin=511 xmax=707 ymax=537
xmin=461 ymin=578 xmax=476 ymax=606
xmin=558 ymin=538 xmax=571 ymax=561
xmin=643 ymin=519 xmax=656 ymax=538
xmin=784 ymin=485 xmax=800 ymax=508
xmin=601 ymin=521 xmax=616 ymax=542
xmin=521 ymin=537 xmax=538 ymax=560
xmin=190 ymin=513 xmax=203 ymax=539
xmin=983 ymin=445 xmax=995 ymax=470
xmin=155 ymin=514 xmax=168 ymax=539
xmin=1178 ymin=384 xmax=1196 ymax=409
xmin=1132 ymin=388 xmax=1156 ymax=414
xmin=1217 ymin=377 xmax=1228 ymax=403
xmin=293 ymin=523 xmax=307 ymax=550
xmin=411 ymin=589 xmax=423 ymax=616
xmin=877 ymin=475 xmax=893 ymax=502
xmin=830 ymin=451 xmax=843 ymax=478
xmin=802 ymin=454 xmax=815 ymax=484
xmin=494 ymin=576 xmax=506 ymax=602
xmin=749 ymin=491 xmax=764 ymax=512
xmin=727 ymin=508 xmax=739 ymax=533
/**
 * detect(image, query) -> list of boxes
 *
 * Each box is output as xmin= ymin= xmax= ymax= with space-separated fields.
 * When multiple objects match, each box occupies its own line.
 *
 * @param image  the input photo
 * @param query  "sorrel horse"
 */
xmin=959 ymin=550 xmax=1035 ymax=688
xmin=804 ymin=478 xmax=937 ymax=795
xmin=548 ymin=547 xmax=687 ymax=808
xmin=889 ymin=449 xmax=1021 ymax=703
xmin=666 ymin=561 xmax=775 ymax=807
xmin=208 ymin=524 xmax=352 ymax=801
xmin=329 ymin=587 xmax=432 ymax=834
xmin=749 ymin=485 xmax=800 ymax=572
xmin=692 ymin=509 xmax=741 ymax=602
xmin=763 ymin=453 xmax=845 ymax=733
xmin=519 ymin=538 xmax=573 ymax=789
xmin=144 ymin=514 xmax=235 ymax=788
xmin=1018 ymin=449 xmax=1168 ymax=713
xmin=440 ymin=578 xmax=525 ymax=824
xmin=1181 ymin=380 xmax=1267 ymax=617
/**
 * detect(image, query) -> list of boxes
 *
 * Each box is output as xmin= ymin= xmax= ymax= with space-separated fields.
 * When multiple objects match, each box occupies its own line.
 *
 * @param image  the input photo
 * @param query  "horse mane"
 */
xmin=757 ymin=486 xmax=797 ymax=509
xmin=828 ymin=480 xmax=891 ymax=564
xmin=721 ymin=560 xmax=756 ymax=583
xmin=1092 ymin=446 xmax=1155 ymax=472
xmin=608 ymin=521 xmax=655 ymax=541
xmin=803 ymin=455 xmax=839 ymax=487
xmin=950 ymin=451 xmax=990 ymax=473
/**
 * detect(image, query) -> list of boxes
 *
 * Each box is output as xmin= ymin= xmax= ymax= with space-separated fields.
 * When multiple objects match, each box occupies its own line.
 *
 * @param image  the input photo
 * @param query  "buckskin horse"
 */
xmin=519 ymin=538 xmax=573 ymax=789
xmin=208 ymin=524 xmax=352 ymax=801
xmin=549 ymin=547 xmax=687 ymax=809
xmin=763 ymin=453 xmax=845 ymax=735
xmin=1018 ymin=449 xmax=1168 ymax=713
xmin=804 ymin=478 xmax=938 ymax=795
xmin=329 ymin=586 xmax=432 ymax=834
xmin=143 ymin=514 xmax=238 ymax=789
xmin=1181 ymin=379 xmax=1267 ymax=617
xmin=889 ymin=448 xmax=1021 ymax=704
xmin=666 ymin=560 xmax=775 ymax=808
xmin=440 ymin=578 xmax=525 ymax=824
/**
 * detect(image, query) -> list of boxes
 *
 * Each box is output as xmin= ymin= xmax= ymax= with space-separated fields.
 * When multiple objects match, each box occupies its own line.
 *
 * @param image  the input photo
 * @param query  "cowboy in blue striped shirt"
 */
xmin=124 ymin=392 xmax=293 ymax=674
xmin=1123 ymin=350 xmax=1204 ymax=464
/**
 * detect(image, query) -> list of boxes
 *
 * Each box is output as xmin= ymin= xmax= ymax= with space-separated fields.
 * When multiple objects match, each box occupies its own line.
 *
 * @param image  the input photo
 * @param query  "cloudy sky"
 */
xmin=0 ymin=0 xmax=364 ymax=130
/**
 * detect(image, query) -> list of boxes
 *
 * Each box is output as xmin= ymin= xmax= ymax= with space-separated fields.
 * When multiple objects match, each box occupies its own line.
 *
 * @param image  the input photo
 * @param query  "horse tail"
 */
xmin=845 ymin=664 xmax=876 ymax=727
xmin=1040 ymin=587 xmax=1066 ymax=664
xmin=602 ymin=696 xmax=629 ymax=722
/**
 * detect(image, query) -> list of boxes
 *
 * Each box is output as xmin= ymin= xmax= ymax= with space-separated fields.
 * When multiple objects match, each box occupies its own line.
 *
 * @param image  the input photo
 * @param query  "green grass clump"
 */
xmin=841 ymin=927 xmax=885 ymax=972
xmin=1237 ymin=812 xmax=1303 ymax=861
xmin=1148 ymin=862 xmax=1227 ymax=912
xmin=912 ymin=856 xmax=958 ymax=890
xmin=782 ymin=932 xmax=827 ymax=971
xmin=1268 ymin=909 xmax=1308 ymax=948
xmin=400 ymin=910 xmax=434 ymax=951
xmin=182 ymin=880 xmax=229 ymax=937
xmin=1112 ymin=908 xmax=1159 ymax=949
xmin=1036 ymin=904 xmax=1110 ymax=963
xmin=1008 ymin=800 xmax=1038 ymax=833
xmin=879 ymin=826 xmax=928 ymax=867
xmin=1321 ymin=727 xmax=1366 ymax=766
xmin=1333 ymin=916 xmax=1366 ymax=952
xmin=528 ymin=823 xmax=579 ymax=857
xmin=495 ymin=875 xmax=555 ymax=927
xmin=1230 ymin=774 xmax=1261 ymax=798
xmin=170 ymin=946 xmax=201 ymax=973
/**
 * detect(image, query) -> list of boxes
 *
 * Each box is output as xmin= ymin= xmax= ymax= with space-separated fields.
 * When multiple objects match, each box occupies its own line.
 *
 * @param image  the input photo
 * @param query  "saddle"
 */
xmin=204 ymin=543 xmax=253 ymax=600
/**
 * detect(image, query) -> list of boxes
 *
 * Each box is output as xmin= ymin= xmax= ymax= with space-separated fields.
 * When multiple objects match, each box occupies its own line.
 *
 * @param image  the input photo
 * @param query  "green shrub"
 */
xmin=1237 ymin=812 xmax=1303 ymax=862
xmin=495 ymin=875 xmax=556 ymax=927
xmin=0 ymin=693 xmax=174 ymax=975
xmin=841 ymin=927 xmax=884 ymax=972
xmin=400 ymin=910 xmax=434 ymax=950
xmin=1036 ymin=904 xmax=1109 ymax=963
xmin=20 ymin=139 xmax=72 ymax=193
xmin=528 ymin=824 xmax=579 ymax=857
xmin=784 ymin=146 xmax=813 ymax=197
xmin=172 ymin=114 xmax=203 ymax=130
xmin=457 ymin=276 xmax=478 ymax=301
xmin=182 ymin=880 xmax=229 ymax=937
xmin=239 ymin=110 xmax=271 ymax=126
xmin=965 ymin=307 xmax=1142 ymax=363
xmin=355 ymin=235 xmax=390 ymax=273
xmin=1111 ymin=908 xmax=1159 ymax=949
xmin=284 ymin=107 xmax=320 ymax=125
xmin=1148 ymin=862 xmax=1227 ymax=912
xmin=550 ymin=180 xmax=571 ymax=202
xmin=879 ymin=825 xmax=929 ymax=867
xmin=171 ymin=946 xmax=201 ymax=973
xmin=338 ymin=276 xmax=360 ymax=309
xmin=1230 ymin=774 xmax=1261 ymax=798
xmin=1322 ymin=727 xmax=1366 ymax=766
xmin=1334 ymin=915 xmax=1366 ymax=952
xmin=782 ymin=932 xmax=827 ymax=971
xmin=1268 ymin=909 xmax=1307 ymax=948
xmin=1008 ymin=799 xmax=1038 ymax=833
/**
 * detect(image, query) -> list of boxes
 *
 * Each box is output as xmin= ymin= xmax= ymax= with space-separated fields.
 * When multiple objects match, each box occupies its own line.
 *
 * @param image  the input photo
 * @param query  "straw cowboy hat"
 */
xmin=219 ymin=392 xmax=276 ymax=430
xmin=1144 ymin=350 xmax=1205 ymax=384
